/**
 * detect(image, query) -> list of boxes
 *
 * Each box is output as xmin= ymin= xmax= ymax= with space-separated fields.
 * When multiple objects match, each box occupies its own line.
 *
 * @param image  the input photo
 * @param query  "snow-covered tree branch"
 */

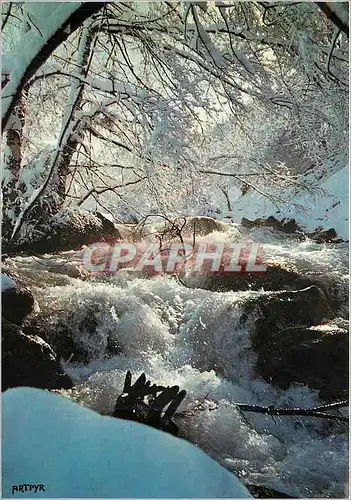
xmin=1 ymin=1 xmax=348 ymax=246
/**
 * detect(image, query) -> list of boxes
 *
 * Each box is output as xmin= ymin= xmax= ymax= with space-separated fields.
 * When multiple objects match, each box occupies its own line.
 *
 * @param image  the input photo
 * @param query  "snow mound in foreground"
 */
xmin=1 ymin=273 xmax=16 ymax=292
xmin=2 ymin=387 xmax=251 ymax=498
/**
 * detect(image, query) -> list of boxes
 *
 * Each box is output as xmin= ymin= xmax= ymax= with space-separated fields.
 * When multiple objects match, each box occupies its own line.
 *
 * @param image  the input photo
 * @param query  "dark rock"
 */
xmin=291 ymin=274 xmax=344 ymax=313
xmin=93 ymin=211 xmax=121 ymax=239
xmin=4 ymin=209 xmax=121 ymax=255
xmin=331 ymin=238 xmax=346 ymax=244
xmin=248 ymin=287 xmax=346 ymax=398
xmin=241 ymin=217 xmax=300 ymax=234
xmin=24 ymin=304 xmax=121 ymax=364
xmin=249 ymin=286 xmax=332 ymax=344
xmin=274 ymin=324 xmax=348 ymax=400
xmin=281 ymin=219 xmax=299 ymax=234
xmin=241 ymin=217 xmax=257 ymax=229
xmin=2 ymin=318 xmax=73 ymax=391
xmin=246 ymin=484 xmax=295 ymax=498
xmin=2 ymin=276 xmax=35 ymax=325
xmin=307 ymin=228 xmax=338 ymax=244
xmin=45 ymin=209 xmax=121 ymax=251
xmin=185 ymin=264 xmax=300 ymax=294
xmin=181 ymin=216 xmax=228 ymax=236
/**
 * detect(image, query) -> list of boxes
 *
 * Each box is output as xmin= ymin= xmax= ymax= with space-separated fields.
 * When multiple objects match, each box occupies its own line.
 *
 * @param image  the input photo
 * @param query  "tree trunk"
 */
xmin=2 ymin=91 xmax=28 ymax=241
xmin=55 ymin=26 xmax=96 ymax=206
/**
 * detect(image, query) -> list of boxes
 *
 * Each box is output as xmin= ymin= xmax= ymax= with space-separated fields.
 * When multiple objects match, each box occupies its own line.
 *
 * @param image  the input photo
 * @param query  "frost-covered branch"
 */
xmin=77 ymin=177 xmax=147 ymax=207
xmin=2 ymin=2 xmax=106 ymax=130
xmin=234 ymin=400 xmax=348 ymax=422
xmin=180 ymin=398 xmax=348 ymax=423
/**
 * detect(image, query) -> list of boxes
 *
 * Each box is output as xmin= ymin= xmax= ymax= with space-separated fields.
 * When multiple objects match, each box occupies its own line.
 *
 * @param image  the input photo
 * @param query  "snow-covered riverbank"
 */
xmin=229 ymin=156 xmax=349 ymax=241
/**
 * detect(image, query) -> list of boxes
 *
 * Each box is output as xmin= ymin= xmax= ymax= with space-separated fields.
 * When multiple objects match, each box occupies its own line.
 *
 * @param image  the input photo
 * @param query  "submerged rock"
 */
xmin=2 ymin=319 xmax=72 ymax=391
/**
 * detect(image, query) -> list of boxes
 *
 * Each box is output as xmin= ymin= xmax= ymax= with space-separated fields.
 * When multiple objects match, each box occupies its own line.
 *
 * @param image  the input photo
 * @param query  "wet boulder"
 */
xmin=2 ymin=318 xmax=73 ymax=391
xmin=1 ymin=273 xmax=35 ymax=325
xmin=4 ymin=209 xmax=121 ymax=255
xmin=43 ymin=209 xmax=121 ymax=252
xmin=241 ymin=217 xmax=300 ymax=234
xmin=256 ymin=321 xmax=348 ymax=401
xmin=184 ymin=263 xmax=300 ymax=294
xmin=247 ymin=287 xmax=345 ymax=397
xmin=291 ymin=274 xmax=346 ymax=315
xmin=249 ymin=286 xmax=332 ymax=343
xmin=25 ymin=304 xmax=121 ymax=364
xmin=181 ymin=217 xmax=228 ymax=237
xmin=306 ymin=228 xmax=338 ymax=244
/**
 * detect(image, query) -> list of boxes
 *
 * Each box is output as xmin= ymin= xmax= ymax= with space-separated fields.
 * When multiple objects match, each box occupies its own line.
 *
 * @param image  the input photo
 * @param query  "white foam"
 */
xmin=5 ymin=240 xmax=349 ymax=497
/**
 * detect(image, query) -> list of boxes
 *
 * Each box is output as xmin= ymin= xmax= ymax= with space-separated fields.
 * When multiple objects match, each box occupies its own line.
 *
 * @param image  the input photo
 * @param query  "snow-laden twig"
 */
xmin=233 ymin=401 xmax=348 ymax=422
xmin=179 ymin=398 xmax=348 ymax=423
xmin=76 ymin=177 xmax=147 ymax=207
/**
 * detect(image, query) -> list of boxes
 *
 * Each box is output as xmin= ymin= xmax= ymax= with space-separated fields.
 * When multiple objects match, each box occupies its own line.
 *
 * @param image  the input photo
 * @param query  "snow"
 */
xmin=229 ymin=159 xmax=349 ymax=240
xmin=2 ymin=387 xmax=251 ymax=498
xmin=1 ymin=273 xmax=16 ymax=292
xmin=2 ymin=3 xmax=85 ymax=124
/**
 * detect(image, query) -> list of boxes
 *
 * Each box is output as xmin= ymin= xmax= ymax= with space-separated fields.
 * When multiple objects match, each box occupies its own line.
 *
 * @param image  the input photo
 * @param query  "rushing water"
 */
xmin=5 ymin=225 xmax=349 ymax=498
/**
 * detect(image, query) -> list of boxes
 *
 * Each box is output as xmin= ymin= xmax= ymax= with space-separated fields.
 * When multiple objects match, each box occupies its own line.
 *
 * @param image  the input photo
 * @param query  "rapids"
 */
xmin=4 ymin=225 xmax=349 ymax=497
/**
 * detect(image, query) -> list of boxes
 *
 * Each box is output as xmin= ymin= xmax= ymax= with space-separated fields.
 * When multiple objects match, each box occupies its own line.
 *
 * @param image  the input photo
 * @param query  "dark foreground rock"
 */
xmin=2 ymin=318 xmax=72 ymax=391
xmin=246 ymin=287 xmax=347 ymax=399
xmin=247 ymin=484 xmax=295 ymax=498
xmin=25 ymin=303 xmax=122 ymax=364
xmin=2 ymin=274 xmax=35 ymax=325
xmin=291 ymin=274 xmax=346 ymax=314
